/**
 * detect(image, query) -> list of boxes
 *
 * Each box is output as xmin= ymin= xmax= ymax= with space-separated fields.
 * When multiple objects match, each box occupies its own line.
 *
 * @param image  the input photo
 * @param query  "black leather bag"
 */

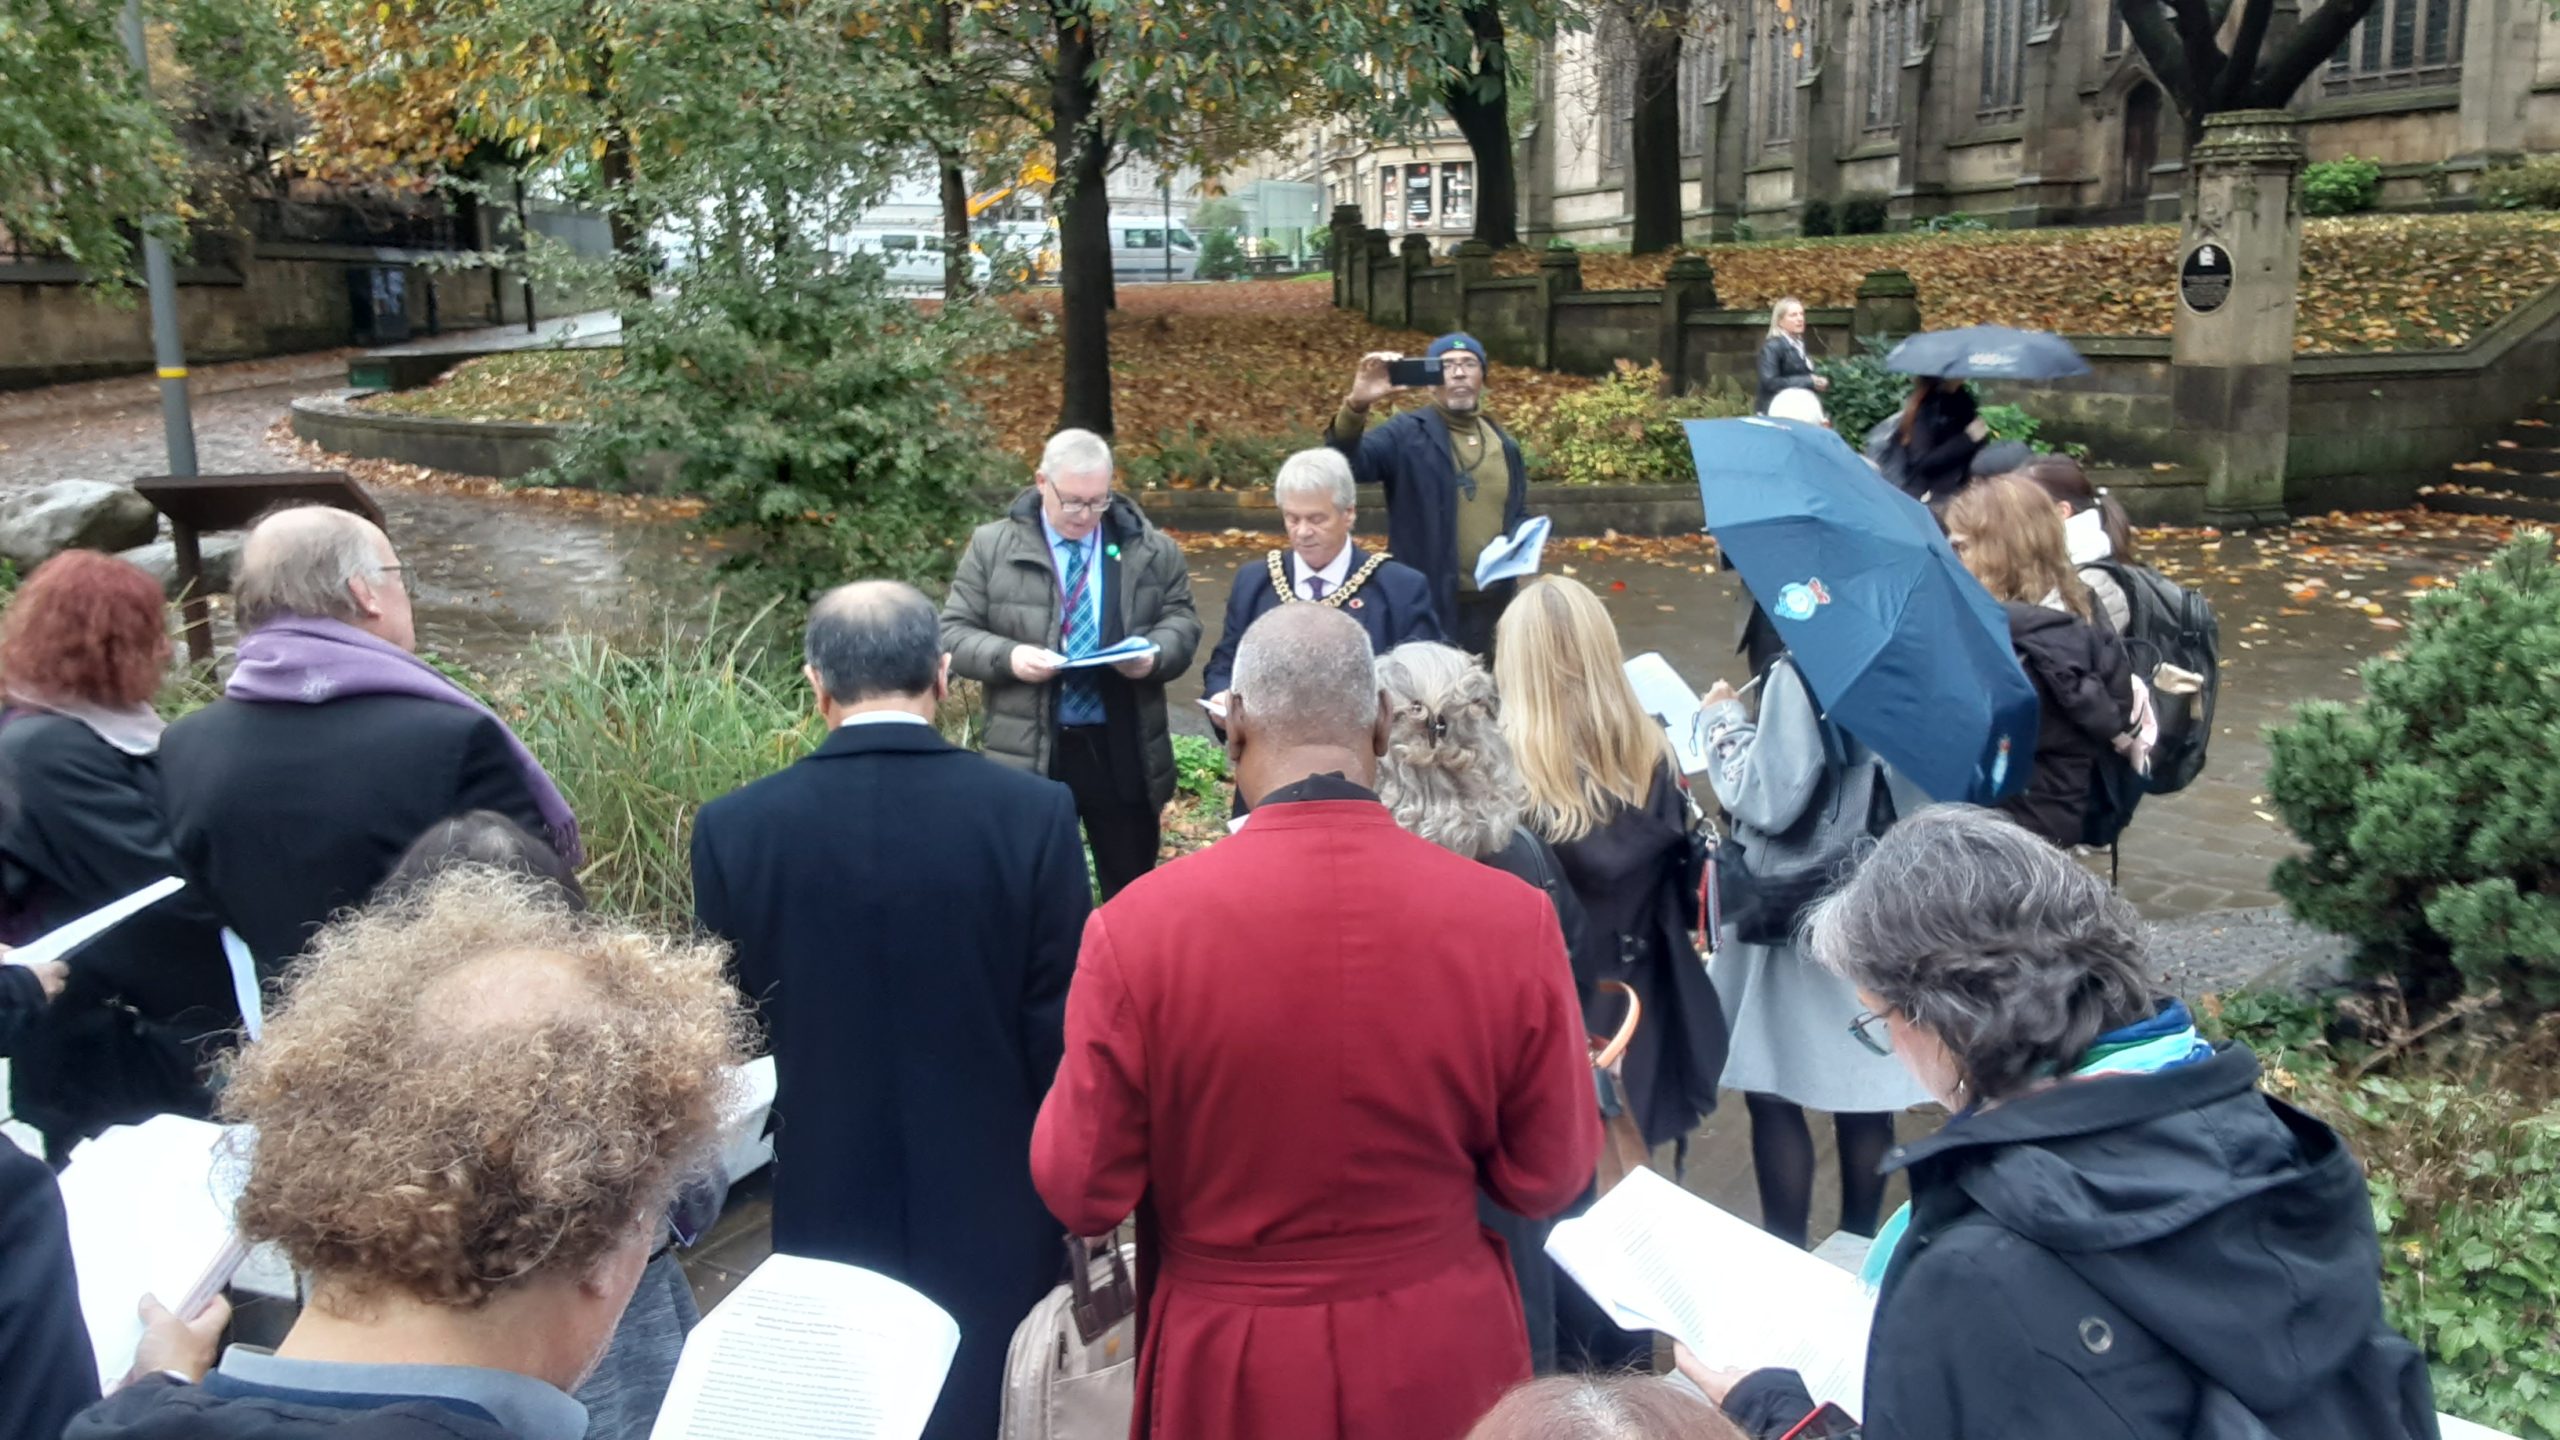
xmin=1715 ymin=722 xmax=1899 ymax=947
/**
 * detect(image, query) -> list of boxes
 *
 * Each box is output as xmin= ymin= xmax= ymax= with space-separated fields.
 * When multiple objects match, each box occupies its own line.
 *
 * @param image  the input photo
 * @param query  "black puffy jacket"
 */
xmin=1998 ymin=600 xmax=2133 ymax=846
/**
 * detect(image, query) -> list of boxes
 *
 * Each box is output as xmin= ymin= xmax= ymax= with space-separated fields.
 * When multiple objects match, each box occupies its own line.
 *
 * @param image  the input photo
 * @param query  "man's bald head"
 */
xmin=237 ymin=505 xmax=411 ymax=648
xmin=805 ymin=580 xmax=942 ymax=705
xmin=1230 ymin=604 xmax=1381 ymax=749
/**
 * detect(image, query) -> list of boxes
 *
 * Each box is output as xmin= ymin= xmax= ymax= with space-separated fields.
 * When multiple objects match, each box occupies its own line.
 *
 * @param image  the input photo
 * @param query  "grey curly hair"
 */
xmin=1375 ymin=641 xmax=1529 ymax=862
xmin=1802 ymin=804 xmax=2157 ymax=1102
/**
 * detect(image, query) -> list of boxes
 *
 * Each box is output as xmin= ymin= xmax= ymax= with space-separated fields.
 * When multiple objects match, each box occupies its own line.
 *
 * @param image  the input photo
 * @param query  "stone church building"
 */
xmin=1273 ymin=0 xmax=2557 ymax=243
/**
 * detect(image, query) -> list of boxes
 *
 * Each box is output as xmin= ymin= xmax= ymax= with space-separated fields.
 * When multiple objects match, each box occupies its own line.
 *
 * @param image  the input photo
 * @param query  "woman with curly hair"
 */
xmin=1376 ymin=640 xmax=1596 ymax=1373
xmin=0 ymin=550 xmax=230 ymax=1163
xmin=69 ymin=865 xmax=755 ymax=1440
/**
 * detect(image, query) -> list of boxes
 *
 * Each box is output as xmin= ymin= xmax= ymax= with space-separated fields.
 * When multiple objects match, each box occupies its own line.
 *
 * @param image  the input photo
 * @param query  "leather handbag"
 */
xmin=1589 ymin=979 xmax=1651 ymax=1193
xmin=1000 ymin=1233 xmax=1138 ymax=1440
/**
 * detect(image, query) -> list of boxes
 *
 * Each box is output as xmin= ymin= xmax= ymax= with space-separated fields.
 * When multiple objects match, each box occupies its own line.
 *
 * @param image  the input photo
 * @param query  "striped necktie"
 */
xmin=1059 ymin=537 xmax=1104 ymax=725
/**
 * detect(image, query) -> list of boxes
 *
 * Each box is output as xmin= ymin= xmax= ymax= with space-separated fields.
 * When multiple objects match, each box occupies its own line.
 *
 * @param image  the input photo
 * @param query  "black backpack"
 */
xmin=2085 ymin=559 xmax=2219 ymax=795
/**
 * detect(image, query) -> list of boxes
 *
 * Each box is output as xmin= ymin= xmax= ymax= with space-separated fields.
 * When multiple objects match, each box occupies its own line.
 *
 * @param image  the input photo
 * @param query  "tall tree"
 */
xmin=1 ymin=0 xmax=289 ymax=279
xmin=2117 ymin=0 xmax=2383 ymax=145
xmin=1438 ymin=0 xmax=1520 ymax=247
xmin=1625 ymin=0 xmax=1687 ymax=253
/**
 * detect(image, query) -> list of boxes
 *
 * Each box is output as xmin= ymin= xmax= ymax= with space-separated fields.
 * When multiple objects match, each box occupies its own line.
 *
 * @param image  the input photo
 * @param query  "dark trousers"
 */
xmin=1455 ymin=588 xmax=1511 ymax=660
xmin=1054 ymin=725 xmax=1160 ymax=901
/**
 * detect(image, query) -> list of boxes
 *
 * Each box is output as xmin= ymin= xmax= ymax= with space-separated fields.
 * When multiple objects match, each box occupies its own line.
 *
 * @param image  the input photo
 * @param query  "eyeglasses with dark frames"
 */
xmin=1848 ymin=1009 xmax=1892 ymax=1058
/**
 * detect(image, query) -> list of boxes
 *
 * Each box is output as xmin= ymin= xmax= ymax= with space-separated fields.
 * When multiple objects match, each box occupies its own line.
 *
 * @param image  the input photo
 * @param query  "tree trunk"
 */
xmin=600 ymin=126 xmax=650 ymax=301
xmin=1052 ymin=8 xmax=1114 ymax=436
xmin=1628 ymin=3 xmax=1687 ymax=254
xmin=931 ymin=1 xmax=973 ymax=299
xmin=939 ymin=152 xmax=972 ymax=298
xmin=1440 ymin=0 xmax=1519 ymax=248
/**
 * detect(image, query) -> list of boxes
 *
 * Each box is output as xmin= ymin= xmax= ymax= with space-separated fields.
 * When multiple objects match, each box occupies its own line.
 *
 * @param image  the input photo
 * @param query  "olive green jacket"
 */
xmin=939 ymin=488 xmax=1202 ymax=807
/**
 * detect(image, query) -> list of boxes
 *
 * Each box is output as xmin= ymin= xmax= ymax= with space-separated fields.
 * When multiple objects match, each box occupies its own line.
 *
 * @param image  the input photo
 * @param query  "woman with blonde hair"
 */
xmin=1754 ymin=297 xmax=1827 ymax=415
xmin=1377 ymin=639 xmax=1595 ymax=1374
xmin=1943 ymin=477 xmax=2138 ymax=846
xmin=1495 ymin=577 xmax=1726 ymax=1165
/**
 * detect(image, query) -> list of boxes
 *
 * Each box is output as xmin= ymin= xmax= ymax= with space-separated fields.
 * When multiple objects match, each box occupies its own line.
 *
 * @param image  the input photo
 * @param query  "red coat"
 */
xmin=1032 ymin=798 xmax=1602 ymax=1440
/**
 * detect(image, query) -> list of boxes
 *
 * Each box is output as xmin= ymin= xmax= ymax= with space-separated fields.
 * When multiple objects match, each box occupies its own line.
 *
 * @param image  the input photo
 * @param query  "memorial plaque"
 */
xmin=2180 ymin=243 xmax=2234 ymax=314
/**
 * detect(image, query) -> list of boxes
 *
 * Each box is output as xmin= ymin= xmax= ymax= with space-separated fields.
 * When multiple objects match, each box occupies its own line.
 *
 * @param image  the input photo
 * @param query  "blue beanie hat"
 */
xmin=1426 ymin=333 xmax=1486 ymax=363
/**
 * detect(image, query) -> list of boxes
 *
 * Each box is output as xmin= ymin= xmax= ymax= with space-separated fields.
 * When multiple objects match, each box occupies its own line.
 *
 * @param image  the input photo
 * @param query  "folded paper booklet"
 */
xmin=1624 ymin=652 xmax=1711 ymax=775
xmin=1474 ymin=515 xmax=1552 ymax=589
xmin=1038 ymin=637 xmax=1160 ymax=671
xmin=650 ymin=1254 xmax=959 ymax=1440
xmin=8 ymin=874 xmax=187 ymax=972
xmin=1547 ymin=1168 xmax=1873 ymax=1411
xmin=57 ymin=1114 xmax=249 ymax=1388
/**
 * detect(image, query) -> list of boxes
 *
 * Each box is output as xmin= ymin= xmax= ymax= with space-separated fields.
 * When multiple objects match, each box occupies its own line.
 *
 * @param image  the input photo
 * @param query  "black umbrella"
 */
xmin=1883 ymin=325 xmax=2090 ymax=382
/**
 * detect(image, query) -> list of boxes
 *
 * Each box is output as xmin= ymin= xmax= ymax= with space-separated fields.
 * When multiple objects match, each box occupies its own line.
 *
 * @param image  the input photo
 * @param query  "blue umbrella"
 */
xmin=1883 ymin=325 xmax=2090 ymax=382
xmin=1687 ymin=416 xmax=2038 ymax=804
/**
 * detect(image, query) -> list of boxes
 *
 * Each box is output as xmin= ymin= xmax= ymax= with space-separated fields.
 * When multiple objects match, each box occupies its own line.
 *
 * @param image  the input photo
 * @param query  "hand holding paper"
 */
xmin=1474 ymin=515 xmax=1552 ymax=589
xmin=1055 ymin=637 xmax=1159 ymax=671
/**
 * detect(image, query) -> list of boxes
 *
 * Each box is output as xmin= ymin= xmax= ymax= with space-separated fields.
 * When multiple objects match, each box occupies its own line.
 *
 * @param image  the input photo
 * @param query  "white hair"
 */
xmin=1769 ymin=388 xmax=1829 ymax=425
xmin=1231 ymin=605 xmax=1379 ymax=748
xmin=1375 ymin=642 xmax=1527 ymax=861
xmin=236 ymin=506 xmax=387 ymax=631
xmin=1766 ymin=296 xmax=1806 ymax=342
xmin=1273 ymin=448 xmax=1356 ymax=512
xmin=1040 ymin=428 xmax=1114 ymax=482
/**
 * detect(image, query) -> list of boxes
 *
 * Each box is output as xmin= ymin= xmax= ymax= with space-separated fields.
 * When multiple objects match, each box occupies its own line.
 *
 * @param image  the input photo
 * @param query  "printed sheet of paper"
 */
xmin=2439 ymin=1414 xmax=2523 ymax=1440
xmin=1041 ymin=637 xmax=1160 ymax=671
xmin=56 ymin=1114 xmax=246 ymax=1387
xmin=1473 ymin=515 xmax=1552 ymax=588
xmin=1547 ymin=1168 xmax=1874 ymax=1411
xmin=650 ymin=1253 xmax=959 ymax=1440
xmin=1623 ymin=652 xmax=1711 ymax=774
xmin=8 ymin=875 xmax=187 ymax=971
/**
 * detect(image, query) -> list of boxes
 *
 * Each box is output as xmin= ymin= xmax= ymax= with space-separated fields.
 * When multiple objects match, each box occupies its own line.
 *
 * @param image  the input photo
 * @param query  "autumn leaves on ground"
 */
xmin=371 ymin=210 xmax=2560 ymax=473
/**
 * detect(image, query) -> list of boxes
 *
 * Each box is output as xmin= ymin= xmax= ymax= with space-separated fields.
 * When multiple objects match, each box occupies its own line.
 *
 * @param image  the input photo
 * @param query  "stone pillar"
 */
xmin=1452 ymin=239 xmax=1494 ymax=337
xmin=1791 ymin=0 xmax=1849 ymax=222
xmin=2007 ymin=3 xmax=2078 ymax=226
xmin=1700 ymin=79 xmax=1749 ymax=239
xmin=1329 ymin=203 xmax=1363 ymax=308
xmin=1534 ymin=247 xmax=1582 ymax=369
xmin=1853 ymin=269 xmax=1921 ymax=346
xmin=1889 ymin=7 xmax=1949 ymax=226
xmin=1393 ymin=234 xmax=1432 ymax=329
xmin=2450 ymin=0 xmax=2540 ymax=189
xmin=2173 ymin=111 xmax=2302 ymax=529
xmin=1363 ymin=228 xmax=1395 ymax=322
xmin=1659 ymin=254 xmax=1720 ymax=395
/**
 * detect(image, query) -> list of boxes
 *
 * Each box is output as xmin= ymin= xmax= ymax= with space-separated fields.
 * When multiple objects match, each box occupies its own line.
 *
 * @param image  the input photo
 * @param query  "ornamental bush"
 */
xmin=2302 ymin=156 xmax=2383 ymax=216
xmin=2269 ymin=530 xmax=2560 ymax=1012
xmin=1839 ymin=194 xmax=1891 ymax=235
xmin=2481 ymin=155 xmax=2560 ymax=212
xmin=1813 ymin=336 xmax=1908 ymax=442
xmin=1510 ymin=361 xmax=1748 ymax=485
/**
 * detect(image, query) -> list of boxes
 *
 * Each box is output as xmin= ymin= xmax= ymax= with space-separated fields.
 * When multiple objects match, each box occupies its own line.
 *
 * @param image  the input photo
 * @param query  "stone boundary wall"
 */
xmin=1329 ymin=210 xmax=2560 ymax=522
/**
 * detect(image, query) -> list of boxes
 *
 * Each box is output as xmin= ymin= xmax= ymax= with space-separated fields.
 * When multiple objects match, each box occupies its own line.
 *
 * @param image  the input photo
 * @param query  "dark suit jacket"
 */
xmin=0 ymin=713 xmax=233 ymax=1149
xmin=690 ymin=721 xmax=1091 ymax=1440
xmin=1201 ymin=544 xmax=1445 ymax=699
xmin=158 ymin=695 xmax=549 ymax=976
xmin=1 ymin=1140 xmax=100 ymax=1440
xmin=1330 ymin=409 xmax=1531 ymax=627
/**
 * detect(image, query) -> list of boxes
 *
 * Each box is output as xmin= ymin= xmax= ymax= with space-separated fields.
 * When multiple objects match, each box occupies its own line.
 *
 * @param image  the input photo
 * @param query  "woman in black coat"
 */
xmin=1375 ymin=640 xmax=1600 ymax=1376
xmin=0 ymin=552 xmax=233 ymax=1164
xmin=1753 ymin=298 xmax=1827 ymax=415
xmin=1871 ymin=377 xmax=1985 ymax=504
xmin=1944 ymin=478 xmax=2139 ymax=847
xmin=1696 ymin=808 xmax=2438 ymax=1440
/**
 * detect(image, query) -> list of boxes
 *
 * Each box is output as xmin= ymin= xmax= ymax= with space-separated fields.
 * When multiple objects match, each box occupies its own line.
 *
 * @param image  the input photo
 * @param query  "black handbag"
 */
xmin=1714 ymin=720 xmax=1898 ymax=947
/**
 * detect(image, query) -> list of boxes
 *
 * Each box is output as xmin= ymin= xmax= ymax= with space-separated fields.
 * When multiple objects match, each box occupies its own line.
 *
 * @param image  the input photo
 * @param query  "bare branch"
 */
xmin=2246 ymin=0 xmax=2381 ymax=104
xmin=2215 ymin=0 xmax=2275 ymax=107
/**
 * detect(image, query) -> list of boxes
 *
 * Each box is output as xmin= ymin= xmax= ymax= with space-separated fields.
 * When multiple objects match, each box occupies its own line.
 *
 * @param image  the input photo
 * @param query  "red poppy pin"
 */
xmin=1349 ymin=598 xmax=1365 ymax=610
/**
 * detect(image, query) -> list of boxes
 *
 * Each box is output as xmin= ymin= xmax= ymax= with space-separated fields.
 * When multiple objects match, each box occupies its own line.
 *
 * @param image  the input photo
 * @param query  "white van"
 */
xmin=836 ymin=228 xmax=988 ymax=291
xmin=1112 ymin=223 xmax=1198 ymax=283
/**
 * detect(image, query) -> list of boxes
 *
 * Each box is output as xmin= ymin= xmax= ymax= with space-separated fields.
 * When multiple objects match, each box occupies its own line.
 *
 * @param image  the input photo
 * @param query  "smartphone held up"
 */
xmin=1386 ymin=357 xmax=1444 ymax=389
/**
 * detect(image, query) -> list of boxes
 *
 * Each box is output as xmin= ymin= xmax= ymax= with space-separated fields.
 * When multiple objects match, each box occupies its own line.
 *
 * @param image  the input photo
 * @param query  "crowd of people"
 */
xmin=0 ymin=324 xmax=2440 ymax=1440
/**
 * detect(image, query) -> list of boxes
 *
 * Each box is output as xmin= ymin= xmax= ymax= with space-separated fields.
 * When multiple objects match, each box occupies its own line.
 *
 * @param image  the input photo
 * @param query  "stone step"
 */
xmin=2439 ymin=469 xmax=2560 ymax=502
xmin=2476 ymin=441 xmax=2560 ymax=475
xmin=2419 ymin=485 xmax=2560 ymax=524
xmin=2508 ymin=416 xmax=2557 ymax=446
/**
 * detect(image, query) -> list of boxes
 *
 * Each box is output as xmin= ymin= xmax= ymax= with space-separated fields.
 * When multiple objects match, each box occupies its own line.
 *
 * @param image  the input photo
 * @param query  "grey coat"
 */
xmin=1701 ymin=659 xmax=1932 ymax=1112
xmin=940 ymin=489 xmax=1202 ymax=808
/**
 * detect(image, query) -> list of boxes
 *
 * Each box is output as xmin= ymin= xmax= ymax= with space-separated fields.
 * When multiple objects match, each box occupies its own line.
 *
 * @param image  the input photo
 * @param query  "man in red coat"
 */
xmin=1032 ymin=604 xmax=1601 ymax=1440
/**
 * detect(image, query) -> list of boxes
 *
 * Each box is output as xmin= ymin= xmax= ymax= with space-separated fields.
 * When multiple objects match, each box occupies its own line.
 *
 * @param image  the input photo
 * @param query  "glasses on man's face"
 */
xmin=1848 ymin=1009 xmax=1892 ymax=1058
xmin=1045 ymin=481 xmax=1108 ymax=518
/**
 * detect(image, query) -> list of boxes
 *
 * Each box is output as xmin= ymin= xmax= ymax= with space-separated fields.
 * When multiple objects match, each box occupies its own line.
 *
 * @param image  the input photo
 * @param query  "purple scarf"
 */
xmin=226 ymin=617 xmax=583 ymax=866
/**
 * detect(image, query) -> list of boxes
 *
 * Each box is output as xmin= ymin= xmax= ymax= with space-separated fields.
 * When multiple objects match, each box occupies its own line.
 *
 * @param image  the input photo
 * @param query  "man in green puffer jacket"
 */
xmin=940 ymin=429 xmax=1202 ymax=898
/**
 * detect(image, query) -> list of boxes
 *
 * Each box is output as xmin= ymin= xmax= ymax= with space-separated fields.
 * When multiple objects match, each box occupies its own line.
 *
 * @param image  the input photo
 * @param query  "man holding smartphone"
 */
xmin=1327 ymin=332 xmax=1531 ymax=657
